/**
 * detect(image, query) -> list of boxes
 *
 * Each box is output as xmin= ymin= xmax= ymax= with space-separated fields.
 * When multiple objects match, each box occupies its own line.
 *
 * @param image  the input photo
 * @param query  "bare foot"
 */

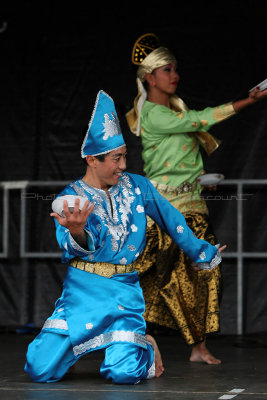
xmin=146 ymin=334 xmax=165 ymax=377
xmin=190 ymin=341 xmax=221 ymax=365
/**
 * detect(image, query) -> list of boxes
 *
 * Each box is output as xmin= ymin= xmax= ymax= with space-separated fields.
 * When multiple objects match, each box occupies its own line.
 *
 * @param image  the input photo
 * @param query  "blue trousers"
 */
xmin=24 ymin=330 xmax=154 ymax=384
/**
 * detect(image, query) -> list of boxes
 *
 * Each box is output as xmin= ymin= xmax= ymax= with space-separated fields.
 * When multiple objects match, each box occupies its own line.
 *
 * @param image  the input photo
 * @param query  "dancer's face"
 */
xmin=150 ymin=63 xmax=179 ymax=94
xmin=86 ymin=146 xmax=127 ymax=190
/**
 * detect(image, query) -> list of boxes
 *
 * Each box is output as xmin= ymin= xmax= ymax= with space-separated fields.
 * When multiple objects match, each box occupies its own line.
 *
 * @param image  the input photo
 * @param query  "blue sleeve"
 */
xmin=140 ymin=177 xmax=221 ymax=267
xmin=54 ymin=218 xmax=95 ymax=259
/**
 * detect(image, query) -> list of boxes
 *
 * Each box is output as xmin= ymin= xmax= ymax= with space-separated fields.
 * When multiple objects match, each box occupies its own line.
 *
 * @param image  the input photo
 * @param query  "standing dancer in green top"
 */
xmin=126 ymin=33 xmax=267 ymax=364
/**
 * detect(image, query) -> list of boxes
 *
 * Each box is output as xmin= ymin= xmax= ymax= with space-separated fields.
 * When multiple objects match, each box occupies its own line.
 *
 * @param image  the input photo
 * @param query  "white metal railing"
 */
xmin=1 ymin=179 xmax=267 ymax=335
xmin=219 ymin=180 xmax=267 ymax=335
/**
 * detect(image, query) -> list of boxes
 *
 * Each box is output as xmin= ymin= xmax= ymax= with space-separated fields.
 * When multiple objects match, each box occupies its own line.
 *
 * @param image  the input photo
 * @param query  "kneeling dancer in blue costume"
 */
xmin=24 ymin=90 xmax=225 ymax=384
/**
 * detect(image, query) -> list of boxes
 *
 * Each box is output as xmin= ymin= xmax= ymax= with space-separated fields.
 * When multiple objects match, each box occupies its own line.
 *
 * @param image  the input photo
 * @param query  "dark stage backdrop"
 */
xmin=0 ymin=1 xmax=267 ymax=335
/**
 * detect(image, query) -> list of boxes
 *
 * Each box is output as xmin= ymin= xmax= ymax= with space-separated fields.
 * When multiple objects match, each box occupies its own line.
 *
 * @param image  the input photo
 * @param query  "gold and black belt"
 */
xmin=150 ymin=180 xmax=198 ymax=195
xmin=69 ymin=257 xmax=136 ymax=278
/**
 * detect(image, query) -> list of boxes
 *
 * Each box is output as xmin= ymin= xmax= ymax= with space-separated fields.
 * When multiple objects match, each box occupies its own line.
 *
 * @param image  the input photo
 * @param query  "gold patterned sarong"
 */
xmin=135 ymin=212 xmax=222 ymax=345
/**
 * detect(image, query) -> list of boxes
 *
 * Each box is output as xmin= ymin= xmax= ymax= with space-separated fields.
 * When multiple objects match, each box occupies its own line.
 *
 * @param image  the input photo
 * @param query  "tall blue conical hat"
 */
xmin=81 ymin=90 xmax=125 ymax=157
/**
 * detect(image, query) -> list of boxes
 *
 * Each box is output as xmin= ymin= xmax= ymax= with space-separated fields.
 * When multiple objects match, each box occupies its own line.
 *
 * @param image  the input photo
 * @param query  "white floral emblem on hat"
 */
xmin=102 ymin=111 xmax=121 ymax=140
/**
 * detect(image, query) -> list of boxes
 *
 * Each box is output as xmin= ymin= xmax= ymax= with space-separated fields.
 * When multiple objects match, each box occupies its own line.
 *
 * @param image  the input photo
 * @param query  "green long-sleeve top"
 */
xmin=140 ymin=100 xmax=235 ymax=188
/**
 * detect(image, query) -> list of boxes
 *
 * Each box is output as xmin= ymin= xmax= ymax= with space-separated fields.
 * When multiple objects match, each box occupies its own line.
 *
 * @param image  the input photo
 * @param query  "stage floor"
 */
xmin=1 ymin=331 xmax=267 ymax=400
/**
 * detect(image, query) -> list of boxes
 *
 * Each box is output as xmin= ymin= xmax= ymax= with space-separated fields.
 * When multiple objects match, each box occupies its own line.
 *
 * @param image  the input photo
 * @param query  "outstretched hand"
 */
xmin=192 ymin=244 xmax=226 ymax=271
xmin=233 ymin=86 xmax=267 ymax=112
xmin=218 ymin=245 xmax=226 ymax=253
xmin=249 ymin=87 xmax=267 ymax=102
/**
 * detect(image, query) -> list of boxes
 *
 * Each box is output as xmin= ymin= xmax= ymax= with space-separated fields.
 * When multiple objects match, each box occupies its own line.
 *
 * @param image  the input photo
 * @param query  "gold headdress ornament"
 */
xmin=131 ymin=33 xmax=177 ymax=82
xmin=131 ymin=33 xmax=161 ymax=65
xmin=126 ymin=33 xmax=221 ymax=155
